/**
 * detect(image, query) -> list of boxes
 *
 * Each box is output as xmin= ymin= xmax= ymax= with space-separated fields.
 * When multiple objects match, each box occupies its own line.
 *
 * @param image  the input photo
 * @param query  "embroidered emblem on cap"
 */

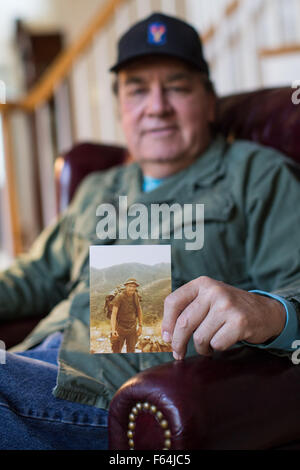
xmin=148 ymin=22 xmax=167 ymax=45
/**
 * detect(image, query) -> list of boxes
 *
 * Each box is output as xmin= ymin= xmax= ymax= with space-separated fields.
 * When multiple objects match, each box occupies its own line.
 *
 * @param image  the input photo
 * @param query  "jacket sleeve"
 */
xmin=245 ymin=150 xmax=300 ymax=319
xmin=0 ymin=172 xmax=97 ymax=322
xmin=0 ymin=213 xmax=73 ymax=321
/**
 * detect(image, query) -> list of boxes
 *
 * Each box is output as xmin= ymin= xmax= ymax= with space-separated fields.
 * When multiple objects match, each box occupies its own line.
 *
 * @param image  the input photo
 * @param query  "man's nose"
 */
xmin=145 ymin=86 xmax=172 ymax=116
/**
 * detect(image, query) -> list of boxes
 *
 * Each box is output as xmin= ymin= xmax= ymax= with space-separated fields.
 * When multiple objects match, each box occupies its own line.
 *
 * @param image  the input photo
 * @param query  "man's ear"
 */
xmin=115 ymin=101 xmax=121 ymax=121
xmin=112 ymin=76 xmax=121 ymax=120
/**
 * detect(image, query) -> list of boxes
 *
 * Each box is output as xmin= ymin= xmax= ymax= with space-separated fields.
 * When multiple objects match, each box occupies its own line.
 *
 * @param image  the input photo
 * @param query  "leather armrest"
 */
xmin=0 ymin=316 xmax=44 ymax=349
xmin=108 ymin=346 xmax=300 ymax=450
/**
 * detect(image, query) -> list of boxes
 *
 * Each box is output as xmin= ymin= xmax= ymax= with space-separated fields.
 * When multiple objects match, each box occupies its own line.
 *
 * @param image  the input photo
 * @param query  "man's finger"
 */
xmin=171 ymin=297 xmax=210 ymax=359
xmin=192 ymin=310 xmax=225 ymax=356
xmin=161 ymin=277 xmax=211 ymax=342
xmin=209 ymin=321 xmax=241 ymax=351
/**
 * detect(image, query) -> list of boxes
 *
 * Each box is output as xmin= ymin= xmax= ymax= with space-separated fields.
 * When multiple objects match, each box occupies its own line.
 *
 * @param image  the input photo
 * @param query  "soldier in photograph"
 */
xmin=110 ymin=278 xmax=143 ymax=353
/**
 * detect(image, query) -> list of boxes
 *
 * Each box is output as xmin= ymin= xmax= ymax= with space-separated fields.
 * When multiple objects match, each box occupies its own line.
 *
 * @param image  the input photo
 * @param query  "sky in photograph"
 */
xmin=90 ymin=244 xmax=171 ymax=270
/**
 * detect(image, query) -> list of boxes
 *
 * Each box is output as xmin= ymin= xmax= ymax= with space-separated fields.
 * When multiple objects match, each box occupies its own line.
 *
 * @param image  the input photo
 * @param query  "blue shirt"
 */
xmin=142 ymin=175 xmax=166 ymax=192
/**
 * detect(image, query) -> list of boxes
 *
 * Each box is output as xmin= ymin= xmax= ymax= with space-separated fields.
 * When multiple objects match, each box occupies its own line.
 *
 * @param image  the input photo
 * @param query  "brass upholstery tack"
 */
xmin=127 ymin=402 xmax=172 ymax=450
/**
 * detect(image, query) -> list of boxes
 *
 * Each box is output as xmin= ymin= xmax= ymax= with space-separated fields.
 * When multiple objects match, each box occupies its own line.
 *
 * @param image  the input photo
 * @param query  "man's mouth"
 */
xmin=142 ymin=126 xmax=178 ymax=136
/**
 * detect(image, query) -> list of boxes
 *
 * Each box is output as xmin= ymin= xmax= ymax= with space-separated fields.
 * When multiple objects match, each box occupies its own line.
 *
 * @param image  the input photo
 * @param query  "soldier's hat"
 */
xmin=124 ymin=278 xmax=139 ymax=286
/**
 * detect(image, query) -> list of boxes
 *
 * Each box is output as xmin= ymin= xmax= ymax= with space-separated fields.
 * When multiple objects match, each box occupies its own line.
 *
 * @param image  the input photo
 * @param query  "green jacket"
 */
xmin=1 ymin=135 xmax=300 ymax=409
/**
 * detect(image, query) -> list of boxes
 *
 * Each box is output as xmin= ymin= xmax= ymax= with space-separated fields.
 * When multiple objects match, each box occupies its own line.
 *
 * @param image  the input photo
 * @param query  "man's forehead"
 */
xmin=118 ymin=55 xmax=197 ymax=81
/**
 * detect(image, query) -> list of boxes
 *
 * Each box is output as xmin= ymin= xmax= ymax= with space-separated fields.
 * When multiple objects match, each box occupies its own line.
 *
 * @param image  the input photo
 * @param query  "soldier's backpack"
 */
xmin=104 ymin=285 xmax=142 ymax=319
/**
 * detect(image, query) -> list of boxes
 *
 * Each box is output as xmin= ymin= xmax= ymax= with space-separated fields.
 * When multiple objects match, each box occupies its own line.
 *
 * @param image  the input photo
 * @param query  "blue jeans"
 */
xmin=0 ymin=332 xmax=108 ymax=450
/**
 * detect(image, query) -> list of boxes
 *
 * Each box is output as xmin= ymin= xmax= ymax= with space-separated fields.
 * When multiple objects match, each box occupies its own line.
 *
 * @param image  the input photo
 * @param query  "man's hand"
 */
xmin=161 ymin=276 xmax=286 ymax=360
xmin=112 ymin=331 xmax=119 ymax=338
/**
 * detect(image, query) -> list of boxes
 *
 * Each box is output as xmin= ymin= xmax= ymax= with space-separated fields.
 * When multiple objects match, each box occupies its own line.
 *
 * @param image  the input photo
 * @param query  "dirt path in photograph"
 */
xmin=90 ymin=323 xmax=168 ymax=353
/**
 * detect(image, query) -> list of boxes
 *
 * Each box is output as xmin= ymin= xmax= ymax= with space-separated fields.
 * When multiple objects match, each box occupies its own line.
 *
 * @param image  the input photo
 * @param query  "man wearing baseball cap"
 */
xmin=0 ymin=12 xmax=300 ymax=450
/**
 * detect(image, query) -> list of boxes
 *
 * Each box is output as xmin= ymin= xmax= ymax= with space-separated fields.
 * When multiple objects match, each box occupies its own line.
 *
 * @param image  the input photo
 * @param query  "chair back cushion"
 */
xmin=216 ymin=87 xmax=300 ymax=163
xmin=56 ymin=142 xmax=128 ymax=212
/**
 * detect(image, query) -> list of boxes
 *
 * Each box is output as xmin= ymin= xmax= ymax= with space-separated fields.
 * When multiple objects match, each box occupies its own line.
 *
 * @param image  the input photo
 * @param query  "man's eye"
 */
xmin=129 ymin=88 xmax=147 ymax=96
xmin=167 ymin=86 xmax=191 ymax=94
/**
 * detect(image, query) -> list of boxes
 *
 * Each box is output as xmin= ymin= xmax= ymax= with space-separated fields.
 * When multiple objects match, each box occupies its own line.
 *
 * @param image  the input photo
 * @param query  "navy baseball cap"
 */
xmin=110 ymin=12 xmax=210 ymax=76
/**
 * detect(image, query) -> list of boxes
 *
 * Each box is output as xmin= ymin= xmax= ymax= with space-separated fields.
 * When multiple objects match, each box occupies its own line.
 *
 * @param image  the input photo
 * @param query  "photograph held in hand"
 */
xmin=90 ymin=245 xmax=172 ymax=354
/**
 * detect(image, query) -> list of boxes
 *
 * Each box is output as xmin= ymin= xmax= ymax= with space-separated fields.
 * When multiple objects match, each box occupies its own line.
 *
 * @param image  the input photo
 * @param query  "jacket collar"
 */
xmin=114 ymin=134 xmax=228 ymax=204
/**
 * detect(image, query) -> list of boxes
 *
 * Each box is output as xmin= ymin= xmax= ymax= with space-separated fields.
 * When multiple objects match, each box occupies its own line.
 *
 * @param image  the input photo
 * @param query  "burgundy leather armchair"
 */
xmin=1 ymin=87 xmax=300 ymax=449
xmin=108 ymin=87 xmax=300 ymax=450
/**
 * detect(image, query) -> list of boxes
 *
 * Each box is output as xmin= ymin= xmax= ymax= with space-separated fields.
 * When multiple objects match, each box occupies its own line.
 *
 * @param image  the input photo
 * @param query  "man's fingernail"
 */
xmin=162 ymin=331 xmax=171 ymax=343
xmin=173 ymin=351 xmax=182 ymax=361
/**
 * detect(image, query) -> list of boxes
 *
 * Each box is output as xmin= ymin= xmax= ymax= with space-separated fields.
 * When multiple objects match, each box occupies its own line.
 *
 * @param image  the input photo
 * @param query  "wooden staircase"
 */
xmin=0 ymin=0 xmax=299 ymax=257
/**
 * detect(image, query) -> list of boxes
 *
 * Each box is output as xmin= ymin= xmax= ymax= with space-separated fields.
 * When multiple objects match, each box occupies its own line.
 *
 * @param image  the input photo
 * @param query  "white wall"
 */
xmin=1 ymin=0 xmax=300 ymax=103
xmin=0 ymin=0 xmax=107 ymax=98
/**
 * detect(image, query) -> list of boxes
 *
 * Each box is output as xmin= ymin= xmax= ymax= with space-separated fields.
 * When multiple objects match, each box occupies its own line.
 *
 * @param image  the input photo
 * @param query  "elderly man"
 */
xmin=0 ymin=12 xmax=300 ymax=450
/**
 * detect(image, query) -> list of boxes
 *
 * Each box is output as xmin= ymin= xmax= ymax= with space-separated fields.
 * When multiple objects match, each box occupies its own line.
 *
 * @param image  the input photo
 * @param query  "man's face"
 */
xmin=126 ymin=284 xmax=137 ymax=296
xmin=117 ymin=56 xmax=216 ymax=178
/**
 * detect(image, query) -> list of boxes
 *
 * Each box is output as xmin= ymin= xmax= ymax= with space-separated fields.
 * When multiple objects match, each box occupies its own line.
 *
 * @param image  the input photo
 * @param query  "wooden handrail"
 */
xmin=0 ymin=0 xmax=125 ymax=113
xmin=225 ymin=0 xmax=240 ymax=17
xmin=0 ymin=0 xmax=126 ymax=255
xmin=1 ymin=112 xmax=23 ymax=255
xmin=259 ymin=44 xmax=300 ymax=57
xmin=202 ymin=25 xmax=217 ymax=44
xmin=0 ymin=103 xmax=17 ymax=112
xmin=0 ymin=0 xmax=243 ymax=114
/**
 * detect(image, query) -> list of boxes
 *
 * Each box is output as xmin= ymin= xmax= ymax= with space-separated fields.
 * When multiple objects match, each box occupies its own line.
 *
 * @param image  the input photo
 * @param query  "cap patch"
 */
xmin=148 ymin=22 xmax=167 ymax=45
